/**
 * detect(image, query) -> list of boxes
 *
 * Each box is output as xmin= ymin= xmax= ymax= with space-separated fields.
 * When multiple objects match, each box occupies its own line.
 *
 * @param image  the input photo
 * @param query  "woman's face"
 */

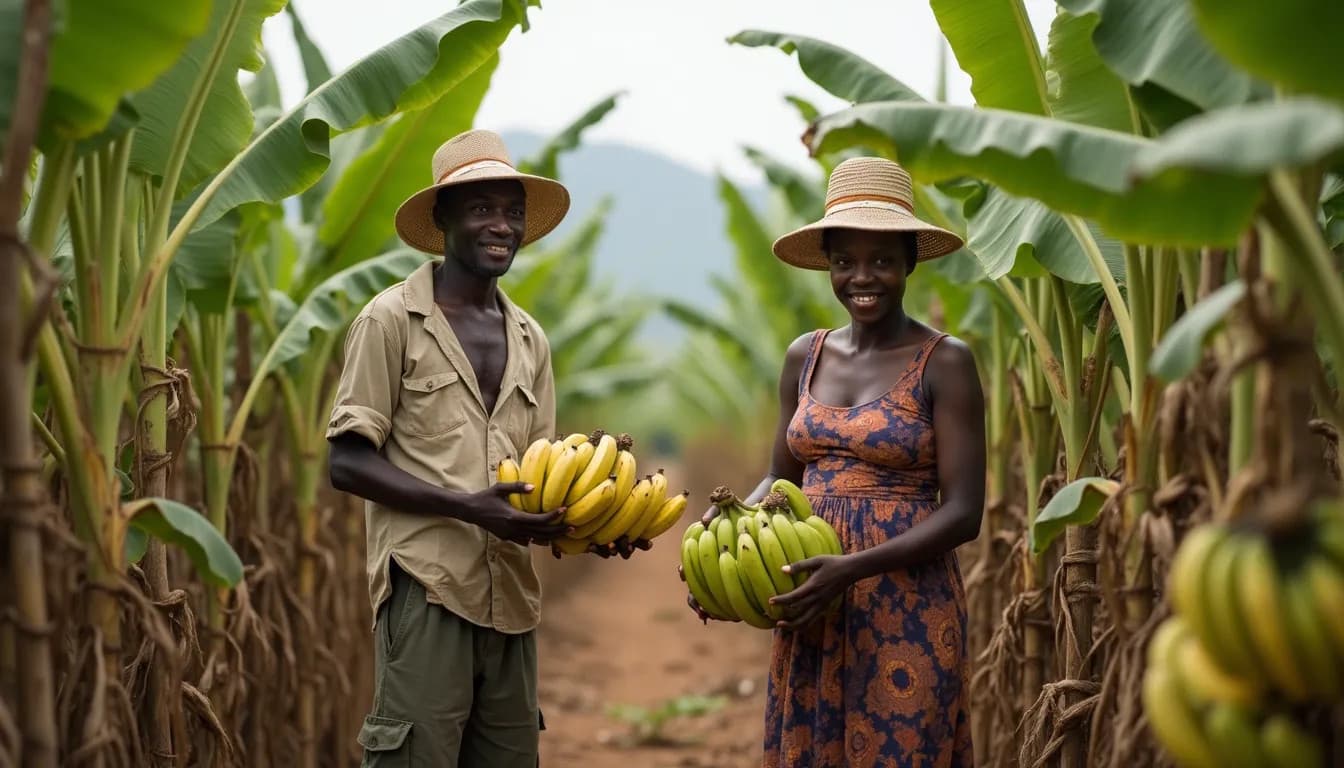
xmin=825 ymin=228 xmax=915 ymax=323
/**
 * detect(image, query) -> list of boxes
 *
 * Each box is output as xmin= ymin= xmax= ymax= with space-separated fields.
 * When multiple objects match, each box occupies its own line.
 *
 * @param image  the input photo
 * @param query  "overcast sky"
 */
xmin=262 ymin=0 xmax=1058 ymax=185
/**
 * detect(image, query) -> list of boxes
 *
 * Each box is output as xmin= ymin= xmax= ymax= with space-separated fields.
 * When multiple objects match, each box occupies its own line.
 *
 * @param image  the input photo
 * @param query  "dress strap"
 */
xmin=910 ymin=332 xmax=950 ymax=396
xmin=798 ymin=329 xmax=830 ymax=400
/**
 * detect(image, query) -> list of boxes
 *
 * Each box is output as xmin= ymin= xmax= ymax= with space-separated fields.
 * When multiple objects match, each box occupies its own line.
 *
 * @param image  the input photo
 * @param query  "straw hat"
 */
xmin=772 ymin=157 xmax=963 ymax=269
xmin=394 ymin=129 xmax=571 ymax=254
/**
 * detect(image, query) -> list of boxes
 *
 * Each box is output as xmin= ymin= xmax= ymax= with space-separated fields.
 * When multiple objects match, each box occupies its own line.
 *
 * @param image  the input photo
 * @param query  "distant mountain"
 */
xmin=502 ymin=131 xmax=770 ymax=349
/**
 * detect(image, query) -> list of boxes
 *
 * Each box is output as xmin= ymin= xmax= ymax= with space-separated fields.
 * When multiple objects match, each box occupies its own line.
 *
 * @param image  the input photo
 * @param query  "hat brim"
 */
xmin=394 ymin=165 xmax=571 ymax=255
xmin=771 ymin=206 xmax=964 ymax=270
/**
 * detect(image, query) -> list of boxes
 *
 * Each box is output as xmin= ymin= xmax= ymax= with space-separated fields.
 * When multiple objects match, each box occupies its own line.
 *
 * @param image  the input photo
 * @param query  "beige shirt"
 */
xmin=326 ymin=260 xmax=555 ymax=634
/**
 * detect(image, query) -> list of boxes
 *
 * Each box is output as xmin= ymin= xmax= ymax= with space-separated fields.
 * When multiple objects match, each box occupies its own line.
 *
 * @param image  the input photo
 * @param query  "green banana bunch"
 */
xmin=678 ymin=483 xmax=843 ymax=629
xmin=500 ymin=432 xmax=691 ymax=557
xmin=1165 ymin=502 xmax=1344 ymax=705
xmin=1142 ymin=615 xmax=1326 ymax=768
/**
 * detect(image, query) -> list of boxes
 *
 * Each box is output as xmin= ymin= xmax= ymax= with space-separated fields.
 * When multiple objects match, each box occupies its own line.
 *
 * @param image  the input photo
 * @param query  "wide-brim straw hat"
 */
xmin=772 ymin=156 xmax=964 ymax=269
xmin=394 ymin=129 xmax=571 ymax=254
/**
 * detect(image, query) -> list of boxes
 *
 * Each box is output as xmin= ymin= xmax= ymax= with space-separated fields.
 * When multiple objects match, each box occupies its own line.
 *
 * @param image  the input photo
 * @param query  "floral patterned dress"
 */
xmin=764 ymin=329 xmax=972 ymax=768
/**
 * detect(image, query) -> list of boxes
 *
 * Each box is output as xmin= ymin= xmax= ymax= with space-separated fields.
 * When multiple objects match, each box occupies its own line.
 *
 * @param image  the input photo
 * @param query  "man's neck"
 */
xmin=432 ymin=258 xmax=498 ymax=310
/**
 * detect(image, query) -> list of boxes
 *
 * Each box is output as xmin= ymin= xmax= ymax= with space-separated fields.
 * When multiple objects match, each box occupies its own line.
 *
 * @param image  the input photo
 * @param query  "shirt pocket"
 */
xmin=397 ymin=371 xmax=469 ymax=438
xmin=504 ymin=382 xmax=540 ymax=449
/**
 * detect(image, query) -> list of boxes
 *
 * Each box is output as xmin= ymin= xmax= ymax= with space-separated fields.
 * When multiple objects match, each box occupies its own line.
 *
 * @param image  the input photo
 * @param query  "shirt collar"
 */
xmin=403 ymin=258 xmax=530 ymax=338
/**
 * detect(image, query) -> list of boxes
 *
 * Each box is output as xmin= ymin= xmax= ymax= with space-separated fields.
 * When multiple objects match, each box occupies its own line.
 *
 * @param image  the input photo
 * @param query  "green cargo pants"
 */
xmin=358 ymin=560 xmax=542 ymax=767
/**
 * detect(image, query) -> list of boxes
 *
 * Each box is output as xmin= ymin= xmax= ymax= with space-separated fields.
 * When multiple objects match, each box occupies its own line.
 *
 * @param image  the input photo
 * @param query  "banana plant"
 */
xmin=7 ymin=0 xmax=538 ymax=763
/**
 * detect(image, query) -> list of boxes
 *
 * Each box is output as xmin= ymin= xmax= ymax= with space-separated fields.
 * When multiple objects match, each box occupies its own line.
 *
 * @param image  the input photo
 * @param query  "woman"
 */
xmin=694 ymin=157 xmax=985 ymax=767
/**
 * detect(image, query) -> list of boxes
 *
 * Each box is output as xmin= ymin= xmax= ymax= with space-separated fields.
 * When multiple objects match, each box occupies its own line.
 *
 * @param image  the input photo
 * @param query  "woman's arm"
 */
xmin=844 ymin=336 xmax=987 ymax=579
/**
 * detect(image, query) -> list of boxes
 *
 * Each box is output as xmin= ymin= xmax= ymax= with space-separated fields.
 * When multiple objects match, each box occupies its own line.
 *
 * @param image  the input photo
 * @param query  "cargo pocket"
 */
xmin=358 ymin=715 xmax=411 ymax=766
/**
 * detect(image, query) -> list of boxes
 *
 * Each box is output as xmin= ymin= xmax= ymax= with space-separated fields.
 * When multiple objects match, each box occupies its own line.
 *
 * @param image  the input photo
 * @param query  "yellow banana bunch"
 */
xmin=501 ymin=432 xmax=690 ymax=556
xmin=678 ymin=482 xmax=844 ymax=630
xmin=1142 ymin=614 xmax=1326 ymax=768
xmin=1164 ymin=503 xmax=1344 ymax=706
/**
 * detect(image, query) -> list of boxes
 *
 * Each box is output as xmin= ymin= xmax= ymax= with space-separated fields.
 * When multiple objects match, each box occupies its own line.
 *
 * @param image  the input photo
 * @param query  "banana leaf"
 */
xmin=1055 ymin=0 xmax=1268 ymax=114
xmin=255 ymin=248 xmax=430 ymax=383
xmin=124 ymin=498 xmax=244 ymax=587
xmin=129 ymin=0 xmax=289 ymax=197
xmin=1030 ymin=476 xmax=1119 ymax=554
xmin=518 ymin=92 xmax=624 ymax=179
xmin=965 ymin=187 xmax=1123 ymax=283
xmin=193 ymin=0 xmax=524 ymax=232
xmin=557 ymin=364 xmax=664 ymax=408
xmin=728 ymin=30 xmax=922 ymax=104
xmin=18 ymin=0 xmax=212 ymax=146
xmin=312 ymin=55 xmax=498 ymax=287
xmin=1129 ymin=97 xmax=1344 ymax=181
xmin=1188 ymin=0 xmax=1343 ymax=106
xmin=285 ymin=1 xmax=333 ymax=95
xmin=718 ymin=175 xmax=799 ymax=335
xmin=1045 ymin=8 xmax=1134 ymax=132
xmin=664 ymin=300 xmax=778 ymax=387
xmin=928 ymin=0 xmax=1050 ymax=115
xmin=1150 ymin=280 xmax=1246 ymax=382
xmin=807 ymin=101 xmax=1260 ymax=247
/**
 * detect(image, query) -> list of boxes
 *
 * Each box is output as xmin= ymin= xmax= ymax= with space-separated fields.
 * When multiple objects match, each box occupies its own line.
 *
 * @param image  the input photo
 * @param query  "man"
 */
xmin=326 ymin=129 xmax=575 ymax=766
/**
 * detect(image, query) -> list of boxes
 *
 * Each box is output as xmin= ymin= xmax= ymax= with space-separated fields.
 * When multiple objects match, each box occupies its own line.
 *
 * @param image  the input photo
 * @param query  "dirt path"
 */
xmin=536 ymin=488 xmax=774 ymax=768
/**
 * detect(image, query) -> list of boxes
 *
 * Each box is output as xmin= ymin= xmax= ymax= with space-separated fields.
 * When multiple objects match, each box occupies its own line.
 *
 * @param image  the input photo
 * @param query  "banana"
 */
xmin=1202 ymin=703 xmax=1270 ymax=768
xmin=771 ymin=512 xmax=807 ymax=563
xmin=682 ymin=537 xmax=732 ymax=620
xmin=737 ymin=512 xmax=760 ymax=541
xmin=804 ymin=515 xmax=843 ymax=555
xmin=640 ymin=491 xmax=690 ymax=541
xmin=610 ymin=442 xmax=638 ymax=512
xmin=540 ymin=445 xmax=581 ymax=513
xmin=563 ymin=476 xmax=618 ymax=528
xmin=1147 ymin=615 xmax=1190 ymax=670
xmin=626 ymin=469 xmax=669 ymax=541
xmin=715 ymin=513 xmax=736 ymax=554
xmin=1316 ymin=512 xmax=1344 ymax=569
xmin=566 ymin=431 xmax=617 ymax=505
xmin=683 ymin=520 xmax=705 ymax=545
xmin=737 ymin=533 xmax=782 ymax=621
xmin=792 ymin=519 xmax=829 ymax=562
xmin=545 ymin=438 xmax=566 ymax=478
xmin=1201 ymin=532 xmax=1267 ymax=682
xmin=497 ymin=457 xmax=522 ymax=510
xmin=551 ymin=537 xmax=592 ymax=557
xmin=569 ymin=491 xmax=624 ymax=539
xmin=591 ymin=475 xmax=653 ymax=545
xmin=1176 ymin=634 xmax=1260 ymax=707
xmin=719 ymin=550 xmax=775 ymax=630
xmin=1303 ymin=555 xmax=1344 ymax=662
xmin=561 ymin=432 xmax=589 ymax=449
xmin=756 ymin=521 xmax=798 ymax=595
xmin=1169 ymin=525 xmax=1229 ymax=667
xmin=1258 ymin=714 xmax=1324 ymax=768
xmin=770 ymin=478 xmax=813 ymax=519
xmin=1141 ymin=666 xmax=1220 ymax=768
xmin=1237 ymin=536 xmax=1313 ymax=701
xmin=517 ymin=438 xmax=553 ymax=514
xmin=1280 ymin=566 xmax=1342 ymax=700
xmin=693 ymin=528 xmax=733 ymax=618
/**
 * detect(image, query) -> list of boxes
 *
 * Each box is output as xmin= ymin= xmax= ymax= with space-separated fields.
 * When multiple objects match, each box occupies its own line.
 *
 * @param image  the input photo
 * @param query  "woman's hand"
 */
xmin=700 ymin=504 xmax=721 ymax=525
xmin=771 ymin=554 xmax=856 ymax=629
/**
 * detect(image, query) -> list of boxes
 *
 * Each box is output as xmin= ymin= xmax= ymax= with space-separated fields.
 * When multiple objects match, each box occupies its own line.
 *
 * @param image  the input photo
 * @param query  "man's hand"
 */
xmin=463 ymin=482 xmax=570 ymax=545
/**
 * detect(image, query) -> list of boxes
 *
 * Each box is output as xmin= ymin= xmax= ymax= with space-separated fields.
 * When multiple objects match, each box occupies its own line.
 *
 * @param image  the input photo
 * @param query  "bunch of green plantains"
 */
xmin=1142 ymin=500 xmax=1344 ymax=767
xmin=679 ymin=480 xmax=843 ymax=629
xmin=498 ymin=430 xmax=689 ymax=556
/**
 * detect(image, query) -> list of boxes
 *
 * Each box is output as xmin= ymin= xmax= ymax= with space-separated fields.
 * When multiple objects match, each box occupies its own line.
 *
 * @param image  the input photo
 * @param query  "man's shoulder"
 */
xmin=355 ymin=281 xmax=411 ymax=328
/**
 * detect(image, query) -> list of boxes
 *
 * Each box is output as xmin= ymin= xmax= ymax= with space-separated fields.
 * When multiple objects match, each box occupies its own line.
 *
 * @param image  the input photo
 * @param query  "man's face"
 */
xmin=433 ymin=179 xmax=526 ymax=278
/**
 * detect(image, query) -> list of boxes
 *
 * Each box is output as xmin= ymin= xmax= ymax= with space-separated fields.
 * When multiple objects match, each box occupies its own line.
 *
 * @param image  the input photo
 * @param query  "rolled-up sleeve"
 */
xmin=327 ymin=316 xmax=400 ymax=448
xmin=528 ymin=339 xmax=557 ymax=445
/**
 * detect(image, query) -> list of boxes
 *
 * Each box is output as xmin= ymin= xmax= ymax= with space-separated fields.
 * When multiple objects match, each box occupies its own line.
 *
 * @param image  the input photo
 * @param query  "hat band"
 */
xmin=436 ymin=158 xmax=515 ymax=184
xmin=824 ymin=195 xmax=914 ymax=217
